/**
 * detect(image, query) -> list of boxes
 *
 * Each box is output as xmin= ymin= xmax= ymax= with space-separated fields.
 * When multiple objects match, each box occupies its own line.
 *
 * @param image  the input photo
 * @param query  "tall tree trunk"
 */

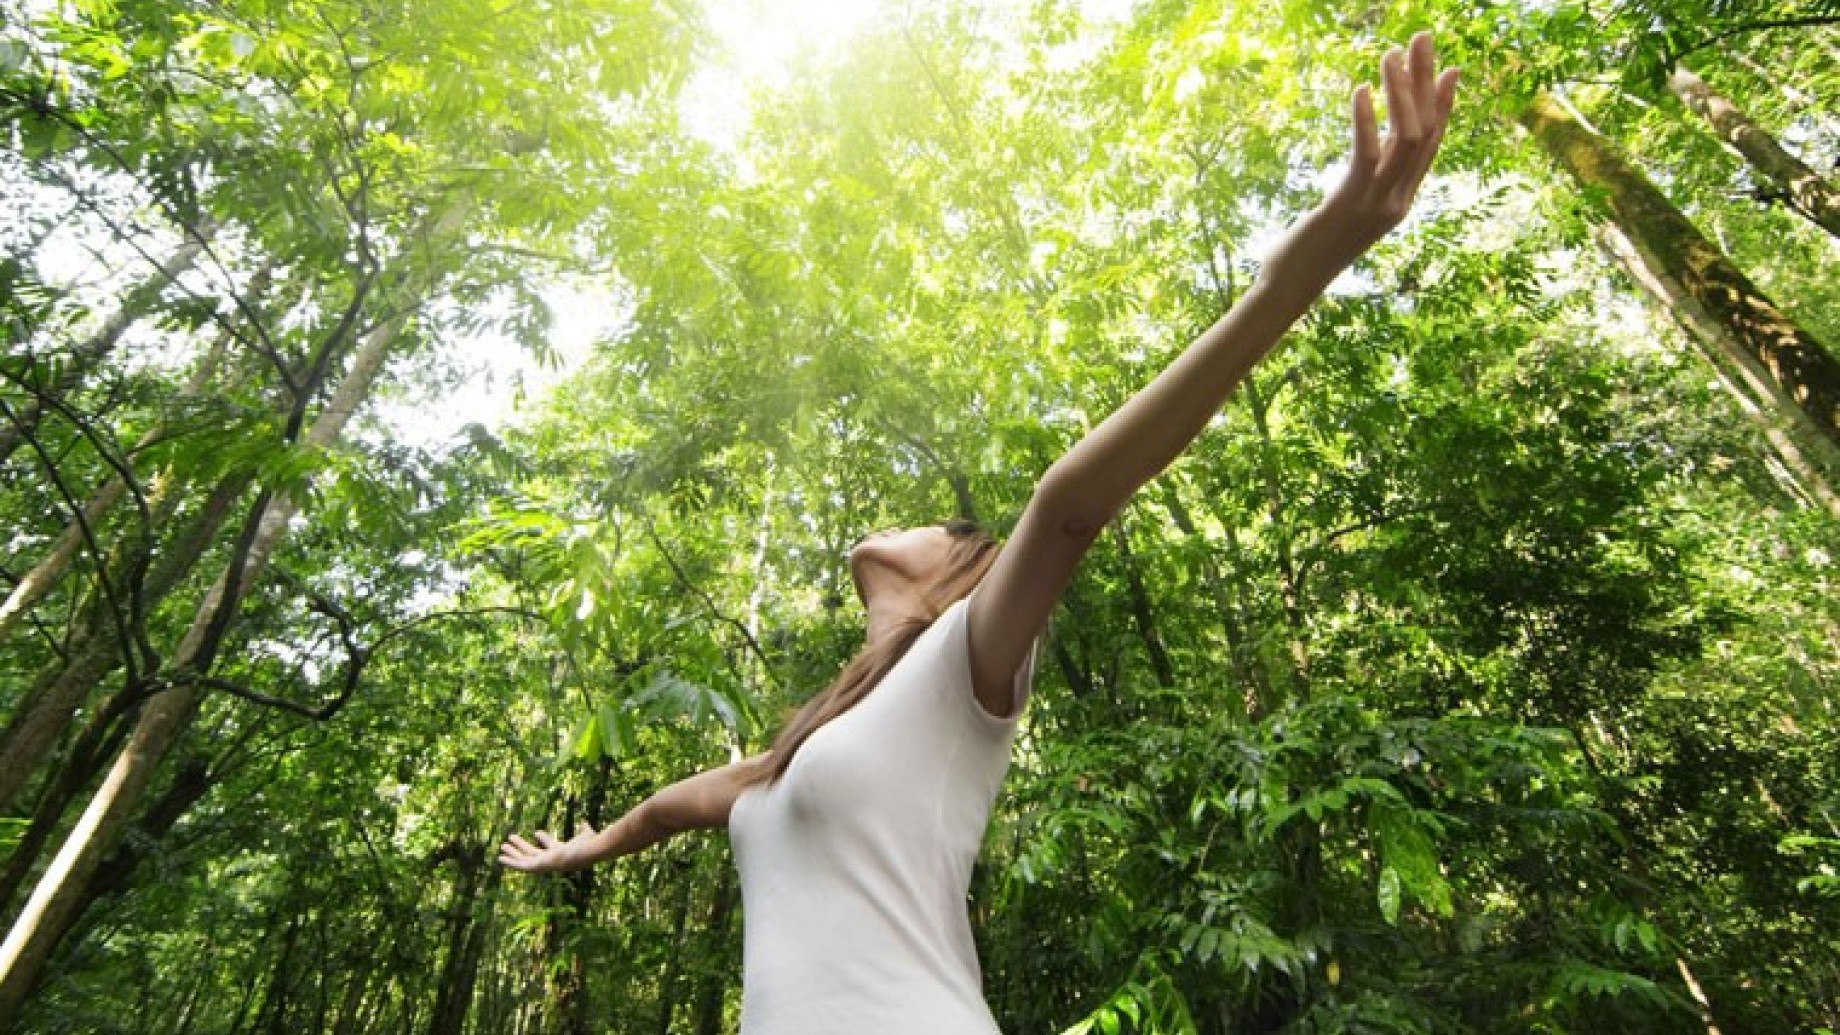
xmin=1240 ymin=373 xmax=1312 ymax=690
xmin=1109 ymin=518 xmax=1176 ymax=688
xmin=690 ymin=870 xmax=738 ymax=1035
xmin=426 ymin=852 xmax=487 ymax=1035
xmin=1675 ymin=955 xmax=1726 ymax=1035
xmin=1724 ymin=49 xmax=1839 ymax=139
xmin=0 ymin=304 xmax=410 ymax=1021
xmin=0 ymin=266 xmax=281 ymax=808
xmin=1048 ymin=638 xmax=1096 ymax=700
xmin=1159 ymin=481 xmax=1263 ymax=718
xmin=1667 ymin=63 xmax=1840 ymax=239
xmin=654 ymin=867 xmax=695 ymax=1035
xmin=1520 ymin=91 xmax=1840 ymax=447
xmin=0 ymin=473 xmax=250 ymax=814
xmin=165 ymin=925 xmax=217 ymax=1035
xmin=0 ymin=227 xmax=212 ymax=468
xmin=1593 ymin=222 xmax=1840 ymax=515
xmin=555 ymin=758 xmax=613 ymax=1035
xmin=228 ymin=903 xmax=289 ymax=1035
xmin=542 ymin=776 xmax=602 ymax=1035
xmin=82 ymin=755 xmax=215 ymax=903
xmin=0 ymin=704 xmax=132 ymax=914
xmin=329 ymin=968 xmax=373 ymax=1035
xmin=255 ymin=912 xmax=303 ymax=1035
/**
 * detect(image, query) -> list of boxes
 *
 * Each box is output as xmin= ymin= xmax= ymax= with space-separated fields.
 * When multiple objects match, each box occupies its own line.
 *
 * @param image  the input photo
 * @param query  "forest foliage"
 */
xmin=1 ymin=0 xmax=1837 ymax=1032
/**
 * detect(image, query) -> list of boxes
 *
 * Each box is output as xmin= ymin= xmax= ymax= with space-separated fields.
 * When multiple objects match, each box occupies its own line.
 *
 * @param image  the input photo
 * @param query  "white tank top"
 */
xmin=728 ymin=595 xmax=1036 ymax=1035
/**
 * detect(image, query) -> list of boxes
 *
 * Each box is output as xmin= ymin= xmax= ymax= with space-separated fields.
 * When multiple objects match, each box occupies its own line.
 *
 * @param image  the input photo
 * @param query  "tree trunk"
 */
xmin=255 ymin=913 xmax=302 ymax=1035
xmin=1675 ymin=955 xmax=1726 ymax=1035
xmin=0 ymin=227 xmax=212 ymax=468
xmin=690 ymin=870 xmax=738 ymax=1035
xmin=165 ymin=926 xmax=216 ymax=1035
xmin=1724 ymin=49 xmax=1839 ymax=140
xmin=541 ymin=784 xmax=596 ymax=1035
xmin=0 ymin=473 xmax=250 ymax=814
xmin=1520 ymin=91 xmax=1840 ymax=447
xmin=0 ymin=305 xmax=409 ymax=1021
xmin=83 ymin=755 xmax=215 ymax=903
xmin=228 ymin=903 xmax=288 ymax=1035
xmin=550 ymin=758 xmax=612 ymax=1035
xmin=1109 ymin=518 xmax=1177 ymax=688
xmin=0 ymin=704 xmax=132 ymax=915
xmin=1667 ymin=63 xmax=1840 ymax=239
xmin=1593 ymin=222 xmax=1840 ymax=515
xmin=1159 ymin=481 xmax=1263 ymax=717
xmin=1240 ymin=373 xmax=1312 ymax=689
xmin=426 ymin=852 xmax=486 ymax=1035
xmin=1048 ymin=637 xmax=1096 ymax=700
xmin=654 ymin=865 xmax=695 ymax=1035
xmin=329 ymin=968 xmax=373 ymax=1035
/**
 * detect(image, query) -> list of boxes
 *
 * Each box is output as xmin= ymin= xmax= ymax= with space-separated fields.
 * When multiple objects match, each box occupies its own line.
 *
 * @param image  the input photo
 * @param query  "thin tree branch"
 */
xmin=23 ymin=159 xmax=301 ymax=392
xmin=203 ymin=602 xmax=551 ymax=721
xmin=0 ymin=395 xmax=152 ymax=680
xmin=636 ymin=514 xmax=783 ymax=691
xmin=0 ymin=86 xmax=293 ymax=367
xmin=1672 ymin=16 xmax=1840 ymax=63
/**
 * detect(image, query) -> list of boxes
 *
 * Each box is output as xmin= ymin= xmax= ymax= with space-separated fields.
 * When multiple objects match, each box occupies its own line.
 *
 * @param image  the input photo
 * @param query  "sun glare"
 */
xmin=680 ymin=0 xmax=887 ymax=148
xmin=713 ymin=0 xmax=886 ymax=83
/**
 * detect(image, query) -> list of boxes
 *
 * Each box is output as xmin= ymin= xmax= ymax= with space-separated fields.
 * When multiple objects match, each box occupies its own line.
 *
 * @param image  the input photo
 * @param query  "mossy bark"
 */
xmin=1668 ymin=63 xmax=1840 ymax=240
xmin=1521 ymin=92 xmax=1840 ymax=449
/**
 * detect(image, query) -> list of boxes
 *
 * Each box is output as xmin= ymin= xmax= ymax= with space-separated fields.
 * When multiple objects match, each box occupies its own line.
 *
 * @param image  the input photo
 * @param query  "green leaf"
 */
xmin=1378 ymin=866 xmax=1402 ymax=925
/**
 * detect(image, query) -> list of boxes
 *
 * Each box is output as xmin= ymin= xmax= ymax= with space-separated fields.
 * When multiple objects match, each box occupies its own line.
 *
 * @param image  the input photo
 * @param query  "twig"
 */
xmin=637 ymin=514 xmax=783 ymax=691
xmin=203 ymin=604 xmax=551 ymax=721
xmin=1671 ymin=16 xmax=1840 ymax=64
xmin=0 ymin=395 xmax=148 ymax=681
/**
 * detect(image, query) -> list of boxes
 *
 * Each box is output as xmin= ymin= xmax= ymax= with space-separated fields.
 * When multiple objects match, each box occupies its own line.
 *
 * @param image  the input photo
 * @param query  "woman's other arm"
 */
xmin=498 ymin=754 xmax=766 ymax=874
xmin=966 ymin=33 xmax=1458 ymax=711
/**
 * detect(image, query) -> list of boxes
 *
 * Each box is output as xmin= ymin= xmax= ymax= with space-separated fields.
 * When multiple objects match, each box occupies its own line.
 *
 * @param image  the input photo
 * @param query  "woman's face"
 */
xmin=848 ymin=525 xmax=956 ymax=606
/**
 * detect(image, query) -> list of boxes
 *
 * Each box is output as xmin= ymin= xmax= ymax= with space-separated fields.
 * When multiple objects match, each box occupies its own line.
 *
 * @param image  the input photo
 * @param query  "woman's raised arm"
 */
xmin=966 ymin=33 xmax=1458 ymax=711
xmin=499 ymin=754 xmax=766 ymax=874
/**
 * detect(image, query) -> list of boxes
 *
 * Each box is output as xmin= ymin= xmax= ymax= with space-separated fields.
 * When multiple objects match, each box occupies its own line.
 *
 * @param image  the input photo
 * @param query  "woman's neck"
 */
xmin=862 ymin=591 xmax=930 ymax=646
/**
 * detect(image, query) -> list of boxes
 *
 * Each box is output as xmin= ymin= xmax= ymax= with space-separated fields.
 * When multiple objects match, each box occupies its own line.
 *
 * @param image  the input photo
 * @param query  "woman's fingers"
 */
xmin=501 ymin=832 xmax=554 ymax=860
xmin=1326 ymin=31 xmax=1457 ymax=234
xmin=1376 ymin=33 xmax=1454 ymax=198
xmin=500 ymin=831 xmax=559 ymax=872
xmin=1408 ymin=32 xmax=1435 ymax=110
xmin=1437 ymin=66 xmax=1459 ymax=127
xmin=1350 ymin=83 xmax=1380 ymax=181
xmin=1381 ymin=47 xmax=1419 ymax=151
xmin=1407 ymin=67 xmax=1459 ymax=183
xmin=1396 ymin=66 xmax=1459 ymax=198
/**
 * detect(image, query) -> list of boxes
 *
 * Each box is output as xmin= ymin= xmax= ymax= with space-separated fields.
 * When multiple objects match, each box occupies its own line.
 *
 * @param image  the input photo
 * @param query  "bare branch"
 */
xmin=0 ymin=394 xmax=154 ymax=679
xmin=1672 ymin=16 xmax=1840 ymax=63
xmin=202 ymin=601 xmax=552 ymax=721
xmin=636 ymin=514 xmax=783 ymax=691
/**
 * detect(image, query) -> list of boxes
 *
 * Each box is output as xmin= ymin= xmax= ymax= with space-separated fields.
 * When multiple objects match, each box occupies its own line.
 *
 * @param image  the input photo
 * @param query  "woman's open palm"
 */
xmin=1327 ymin=31 xmax=1459 ymax=245
xmin=498 ymin=821 xmax=594 ymax=874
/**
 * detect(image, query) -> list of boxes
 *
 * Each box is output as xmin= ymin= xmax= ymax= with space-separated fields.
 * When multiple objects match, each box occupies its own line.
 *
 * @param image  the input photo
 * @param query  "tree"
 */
xmin=1666 ymin=62 xmax=1840 ymax=239
xmin=1519 ymin=92 xmax=1840 ymax=448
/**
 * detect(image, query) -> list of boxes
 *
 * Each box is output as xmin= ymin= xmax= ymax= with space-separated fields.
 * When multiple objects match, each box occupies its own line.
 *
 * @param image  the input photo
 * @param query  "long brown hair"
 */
xmin=740 ymin=520 xmax=998 ymax=789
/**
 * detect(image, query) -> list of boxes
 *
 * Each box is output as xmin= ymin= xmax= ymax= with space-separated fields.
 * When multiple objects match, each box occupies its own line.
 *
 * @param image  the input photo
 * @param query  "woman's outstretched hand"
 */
xmin=498 ymin=821 xmax=595 ymax=874
xmin=1321 ymin=31 xmax=1459 ymax=257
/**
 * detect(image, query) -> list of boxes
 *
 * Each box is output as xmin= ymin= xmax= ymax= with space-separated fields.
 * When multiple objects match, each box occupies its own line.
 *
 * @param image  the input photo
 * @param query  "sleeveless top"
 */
xmin=727 ymin=595 xmax=1037 ymax=1035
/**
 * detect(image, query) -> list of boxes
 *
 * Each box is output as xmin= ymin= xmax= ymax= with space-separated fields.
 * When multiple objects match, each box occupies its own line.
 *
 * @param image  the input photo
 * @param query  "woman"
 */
xmin=501 ymin=33 xmax=1459 ymax=1034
